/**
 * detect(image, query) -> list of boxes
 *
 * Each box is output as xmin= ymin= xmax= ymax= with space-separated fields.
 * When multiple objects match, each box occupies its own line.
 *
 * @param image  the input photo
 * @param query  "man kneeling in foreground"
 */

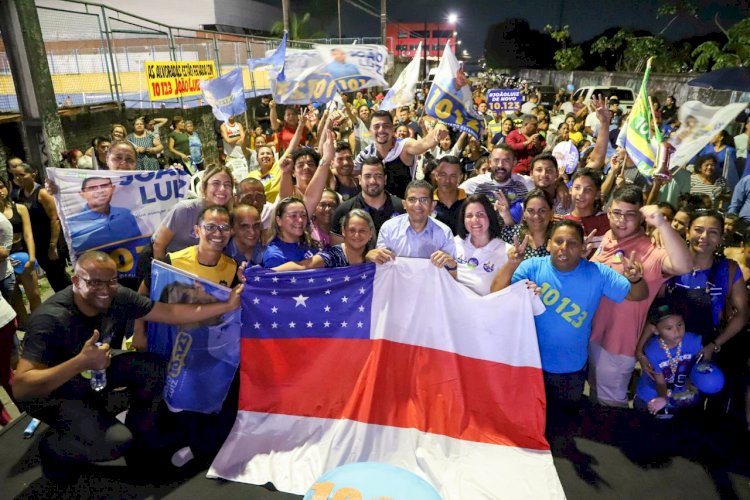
xmin=12 ymin=251 xmax=243 ymax=482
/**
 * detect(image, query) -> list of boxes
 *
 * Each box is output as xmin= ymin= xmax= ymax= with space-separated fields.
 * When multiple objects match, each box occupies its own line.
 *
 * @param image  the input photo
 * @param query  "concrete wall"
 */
xmin=516 ymin=69 xmax=749 ymax=107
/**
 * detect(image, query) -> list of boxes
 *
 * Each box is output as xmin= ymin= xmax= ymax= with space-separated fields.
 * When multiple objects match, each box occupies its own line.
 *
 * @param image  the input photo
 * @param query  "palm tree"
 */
xmin=271 ymin=12 xmax=328 ymax=41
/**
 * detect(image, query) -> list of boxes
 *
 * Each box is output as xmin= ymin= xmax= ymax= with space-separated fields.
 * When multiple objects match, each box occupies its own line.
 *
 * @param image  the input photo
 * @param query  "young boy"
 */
xmin=635 ymin=300 xmax=703 ymax=414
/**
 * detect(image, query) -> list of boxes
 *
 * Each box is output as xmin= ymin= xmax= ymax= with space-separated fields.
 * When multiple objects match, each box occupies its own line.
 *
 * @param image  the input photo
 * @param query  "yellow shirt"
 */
xmin=166 ymin=246 xmax=237 ymax=287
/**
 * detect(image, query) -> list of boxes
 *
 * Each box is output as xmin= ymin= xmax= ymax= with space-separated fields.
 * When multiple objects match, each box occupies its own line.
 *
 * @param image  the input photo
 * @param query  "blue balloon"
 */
xmin=9 ymin=252 xmax=29 ymax=274
xmin=304 ymin=462 xmax=441 ymax=500
xmin=566 ymin=83 xmax=575 ymax=92
xmin=690 ymin=362 xmax=725 ymax=395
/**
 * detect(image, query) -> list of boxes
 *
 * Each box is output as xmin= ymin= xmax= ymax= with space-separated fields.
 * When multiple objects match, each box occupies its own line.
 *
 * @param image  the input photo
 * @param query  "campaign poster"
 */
xmin=486 ymin=89 xmax=522 ymax=113
xmin=47 ymin=168 xmax=189 ymax=278
xmin=145 ymin=60 xmax=217 ymax=100
xmin=148 ymin=260 xmax=240 ymax=414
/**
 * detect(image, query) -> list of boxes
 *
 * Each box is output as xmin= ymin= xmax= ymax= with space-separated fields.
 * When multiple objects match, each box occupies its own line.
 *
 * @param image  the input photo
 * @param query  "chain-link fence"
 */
xmin=0 ymin=0 xmax=308 ymax=113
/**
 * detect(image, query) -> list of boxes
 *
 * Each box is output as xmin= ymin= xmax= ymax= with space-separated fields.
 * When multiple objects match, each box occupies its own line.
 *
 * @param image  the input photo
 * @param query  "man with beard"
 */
xmin=332 ymin=142 xmax=360 ymax=201
xmin=225 ymin=204 xmax=266 ymax=267
xmin=353 ymin=110 xmax=448 ymax=198
xmin=588 ymin=186 xmax=692 ymax=407
xmin=459 ymin=144 xmax=530 ymax=208
xmin=331 ymin=156 xmax=404 ymax=235
xmin=12 ymin=250 xmax=242 ymax=482
xmin=529 ymin=153 xmax=571 ymax=216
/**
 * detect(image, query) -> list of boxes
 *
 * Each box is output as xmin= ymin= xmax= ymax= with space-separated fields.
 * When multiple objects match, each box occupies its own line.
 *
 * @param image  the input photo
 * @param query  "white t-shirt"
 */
xmin=734 ymin=133 xmax=748 ymax=159
xmin=584 ymin=111 xmax=600 ymax=137
xmin=454 ymin=236 xmax=510 ymax=296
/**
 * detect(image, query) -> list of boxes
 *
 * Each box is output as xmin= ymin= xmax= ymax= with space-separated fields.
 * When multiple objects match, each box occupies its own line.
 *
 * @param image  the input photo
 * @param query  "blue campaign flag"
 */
xmin=247 ymin=32 xmax=287 ymax=82
xmin=425 ymin=44 xmax=484 ymax=140
xmin=147 ymin=261 xmax=241 ymax=414
xmin=200 ymin=67 xmax=247 ymax=123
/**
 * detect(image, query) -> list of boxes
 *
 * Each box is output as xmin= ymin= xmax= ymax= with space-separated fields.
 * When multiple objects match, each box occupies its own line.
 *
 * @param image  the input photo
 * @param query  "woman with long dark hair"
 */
xmin=498 ymin=189 xmax=554 ymax=260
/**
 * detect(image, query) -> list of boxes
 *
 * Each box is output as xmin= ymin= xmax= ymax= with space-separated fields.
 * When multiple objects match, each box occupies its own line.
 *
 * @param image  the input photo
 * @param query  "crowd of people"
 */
xmin=1 ymin=76 xmax=750 ymax=484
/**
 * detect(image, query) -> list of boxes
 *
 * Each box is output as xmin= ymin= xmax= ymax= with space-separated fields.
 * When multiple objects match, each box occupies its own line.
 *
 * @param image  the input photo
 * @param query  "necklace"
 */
xmin=659 ymin=337 xmax=682 ymax=382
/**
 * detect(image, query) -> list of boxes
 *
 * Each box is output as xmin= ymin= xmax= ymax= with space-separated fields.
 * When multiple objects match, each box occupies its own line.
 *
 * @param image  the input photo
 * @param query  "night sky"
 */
xmin=285 ymin=0 xmax=748 ymax=61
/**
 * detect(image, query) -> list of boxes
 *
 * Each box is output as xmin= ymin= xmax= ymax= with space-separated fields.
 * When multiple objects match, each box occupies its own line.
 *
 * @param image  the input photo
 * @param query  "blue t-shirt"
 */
xmin=68 ymin=205 xmax=142 ymax=253
xmin=512 ymin=257 xmax=630 ymax=373
xmin=262 ymin=237 xmax=315 ymax=268
xmin=635 ymin=332 xmax=702 ymax=403
xmin=668 ymin=258 xmax=742 ymax=327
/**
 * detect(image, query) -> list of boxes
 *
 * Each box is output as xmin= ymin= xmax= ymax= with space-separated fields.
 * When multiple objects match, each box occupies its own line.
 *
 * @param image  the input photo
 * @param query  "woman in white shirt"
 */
xmin=453 ymin=194 xmax=510 ymax=295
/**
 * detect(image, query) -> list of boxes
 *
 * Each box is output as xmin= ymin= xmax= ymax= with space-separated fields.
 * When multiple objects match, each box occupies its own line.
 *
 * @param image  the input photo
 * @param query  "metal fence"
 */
xmin=0 ymin=0 xmax=315 ymax=113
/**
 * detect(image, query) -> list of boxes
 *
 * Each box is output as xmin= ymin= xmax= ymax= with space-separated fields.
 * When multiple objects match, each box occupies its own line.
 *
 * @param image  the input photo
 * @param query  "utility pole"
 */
xmin=380 ymin=0 xmax=386 ymax=45
xmin=282 ymin=0 xmax=290 ymax=34
xmin=337 ymin=0 xmax=342 ymax=41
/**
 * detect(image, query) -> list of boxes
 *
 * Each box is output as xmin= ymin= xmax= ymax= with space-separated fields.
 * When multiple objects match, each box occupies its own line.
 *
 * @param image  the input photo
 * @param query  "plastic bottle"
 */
xmin=89 ymin=342 xmax=107 ymax=392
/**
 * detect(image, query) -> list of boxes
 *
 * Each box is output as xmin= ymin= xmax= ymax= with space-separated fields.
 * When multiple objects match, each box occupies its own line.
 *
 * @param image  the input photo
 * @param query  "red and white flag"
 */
xmin=208 ymin=259 xmax=564 ymax=499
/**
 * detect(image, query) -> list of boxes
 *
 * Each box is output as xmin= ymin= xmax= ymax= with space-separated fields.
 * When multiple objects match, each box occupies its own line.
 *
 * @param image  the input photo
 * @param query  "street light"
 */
xmin=447 ymin=13 xmax=458 ymax=24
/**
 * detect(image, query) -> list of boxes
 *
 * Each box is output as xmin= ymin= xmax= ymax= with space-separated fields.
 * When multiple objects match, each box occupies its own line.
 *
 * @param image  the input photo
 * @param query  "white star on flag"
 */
xmin=271 ymin=306 xmax=278 ymax=313
xmin=293 ymin=294 xmax=309 ymax=307
xmin=290 ymin=277 xmax=297 ymax=283
xmin=253 ymin=297 xmax=260 ymax=304
xmin=306 ymin=321 xmax=313 ymax=328
xmin=253 ymin=276 xmax=261 ymax=282
xmin=325 ymin=289 xmax=331 ymax=295
xmin=271 ymin=290 xmax=278 ymax=296
xmin=358 ymin=305 xmax=365 ymax=312
xmin=271 ymin=322 xmax=278 ymax=329
xmin=359 ymin=287 xmax=366 ymax=294
xmin=289 ymin=321 xmax=296 ymax=328
xmin=324 ymin=321 xmax=331 ymax=327
xmin=357 ymin=321 xmax=363 ymax=328
xmin=341 ymin=296 xmax=348 ymax=303
xmin=308 ymin=278 xmax=315 ymax=283
xmin=341 ymin=321 xmax=348 ymax=327
xmin=344 ymin=276 xmax=351 ymax=282
xmin=324 ymin=305 xmax=331 ymax=312
xmin=326 ymin=277 xmax=333 ymax=282
xmin=361 ymin=274 xmax=367 ymax=280
xmin=254 ymin=322 xmax=260 ymax=329
xmin=272 ymin=277 xmax=279 ymax=283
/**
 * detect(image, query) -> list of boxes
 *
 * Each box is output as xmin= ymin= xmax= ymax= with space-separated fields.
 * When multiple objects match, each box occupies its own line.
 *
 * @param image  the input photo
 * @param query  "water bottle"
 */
xmin=89 ymin=342 xmax=107 ymax=392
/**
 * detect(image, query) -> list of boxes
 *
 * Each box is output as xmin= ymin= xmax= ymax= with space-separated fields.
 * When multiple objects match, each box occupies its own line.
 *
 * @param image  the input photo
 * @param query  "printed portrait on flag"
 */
xmin=148 ymin=260 xmax=241 ymax=414
xmin=47 ymin=168 xmax=189 ymax=277
xmin=210 ymin=259 xmax=564 ymax=499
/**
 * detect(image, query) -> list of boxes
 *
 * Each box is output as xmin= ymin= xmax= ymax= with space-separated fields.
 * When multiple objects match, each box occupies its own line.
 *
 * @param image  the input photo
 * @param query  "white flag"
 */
xmin=380 ymin=42 xmax=422 ymax=111
xmin=669 ymin=101 xmax=748 ymax=170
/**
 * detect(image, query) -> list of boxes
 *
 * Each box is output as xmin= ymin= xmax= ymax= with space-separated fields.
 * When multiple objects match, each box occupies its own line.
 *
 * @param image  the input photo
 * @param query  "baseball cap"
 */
xmin=648 ymin=299 xmax=681 ymax=325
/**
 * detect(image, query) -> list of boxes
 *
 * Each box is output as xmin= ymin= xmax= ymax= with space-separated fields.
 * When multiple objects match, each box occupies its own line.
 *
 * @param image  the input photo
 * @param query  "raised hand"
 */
xmin=621 ymin=251 xmax=644 ymax=282
xmin=583 ymin=228 xmax=597 ymax=255
xmin=508 ymin=233 xmax=529 ymax=264
xmin=79 ymin=329 xmax=111 ymax=371
xmin=640 ymin=205 xmax=668 ymax=229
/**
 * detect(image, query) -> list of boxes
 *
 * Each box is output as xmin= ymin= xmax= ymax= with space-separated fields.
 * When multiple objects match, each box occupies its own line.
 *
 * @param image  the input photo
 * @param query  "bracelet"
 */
xmin=444 ymin=263 xmax=457 ymax=271
xmin=628 ymin=276 xmax=643 ymax=284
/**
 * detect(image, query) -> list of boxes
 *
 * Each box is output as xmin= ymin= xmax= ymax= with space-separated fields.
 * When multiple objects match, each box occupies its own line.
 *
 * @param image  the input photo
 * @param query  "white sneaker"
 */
xmin=171 ymin=446 xmax=194 ymax=467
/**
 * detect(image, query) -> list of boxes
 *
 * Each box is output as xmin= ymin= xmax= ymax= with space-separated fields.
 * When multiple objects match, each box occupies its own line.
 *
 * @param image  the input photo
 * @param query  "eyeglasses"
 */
xmin=82 ymin=183 xmax=113 ymax=193
xmin=609 ymin=210 xmax=639 ymax=222
xmin=77 ymin=275 xmax=118 ymax=289
xmin=318 ymin=202 xmax=338 ymax=210
xmin=202 ymin=223 xmax=232 ymax=233
xmin=406 ymin=196 xmax=431 ymax=205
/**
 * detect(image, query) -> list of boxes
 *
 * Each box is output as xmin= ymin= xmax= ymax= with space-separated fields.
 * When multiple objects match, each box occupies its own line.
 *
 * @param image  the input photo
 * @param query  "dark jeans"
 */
xmin=543 ymin=368 xmax=587 ymax=437
xmin=36 ymin=251 xmax=71 ymax=292
xmin=22 ymin=351 xmax=165 ymax=464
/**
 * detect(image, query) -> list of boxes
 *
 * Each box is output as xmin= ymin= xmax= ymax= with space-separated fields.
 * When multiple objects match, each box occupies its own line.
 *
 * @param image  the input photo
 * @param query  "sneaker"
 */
xmin=170 ymin=446 xmax=194 ymax=468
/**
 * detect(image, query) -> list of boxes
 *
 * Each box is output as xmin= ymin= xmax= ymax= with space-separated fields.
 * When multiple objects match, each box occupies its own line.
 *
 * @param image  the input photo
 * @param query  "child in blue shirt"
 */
xmin=635 ymin=300 xmax=703 ymax=414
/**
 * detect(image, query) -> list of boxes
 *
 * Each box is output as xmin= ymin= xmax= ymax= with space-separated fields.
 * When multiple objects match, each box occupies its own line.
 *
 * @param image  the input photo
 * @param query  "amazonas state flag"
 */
xmin=208 ymin=259 xmax=564 ymax=499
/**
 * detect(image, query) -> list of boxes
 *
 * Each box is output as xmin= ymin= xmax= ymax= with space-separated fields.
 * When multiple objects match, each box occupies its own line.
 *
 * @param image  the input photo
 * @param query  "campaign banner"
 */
xmin=148 ymin=260 xmax=241 ymax=414
xmin=145 ymin=60 xmax=217 ymax=100
xmin=200 ymin=67 xmax=247 ymax=122
xmin=247 ymin=32 xmax=287 ymax=81
xmin=380 ymin=42 xmax=422 ymax=112
xmin=269 ymin=45 xmax=388 ymax=105
xmin=487 ymin=89 xmax=522 ymax=113
xmin=47 ymin=168 xmax=189 ymax=277
xmin=425 ymin=44 xmax=484 ymax=140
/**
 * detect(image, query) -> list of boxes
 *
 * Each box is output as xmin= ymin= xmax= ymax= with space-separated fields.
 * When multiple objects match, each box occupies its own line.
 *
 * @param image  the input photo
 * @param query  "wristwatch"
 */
xmin=444 ymin=263 xmax=457 ymax=271
xmin=712 ymin=342 xmax=722 ymax=353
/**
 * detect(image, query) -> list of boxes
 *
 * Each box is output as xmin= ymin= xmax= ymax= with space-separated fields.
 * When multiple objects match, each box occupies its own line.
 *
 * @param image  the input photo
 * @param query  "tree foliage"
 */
xmin=692 ymin=18 xmax=750 ymax=71
xmin=271 ymin=12 xmax=328 ymax=40
xmin=544 ymin=25 xmax=583 ymax=70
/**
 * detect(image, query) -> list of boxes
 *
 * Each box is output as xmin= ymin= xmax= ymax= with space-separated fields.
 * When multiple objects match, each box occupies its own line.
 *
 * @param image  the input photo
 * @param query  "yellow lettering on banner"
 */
xmin=309 ymin=482 xmax=335 ymax=500
xmin=435 ymin=98 xmax=453 ymax=119
xmin=145 ymin=61 xmax=217 ymax=101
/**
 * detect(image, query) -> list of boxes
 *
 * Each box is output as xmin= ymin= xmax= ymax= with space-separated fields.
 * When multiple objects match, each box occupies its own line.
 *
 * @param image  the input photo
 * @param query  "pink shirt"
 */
xmin=589 ymin=230 xmax=669 ymax=356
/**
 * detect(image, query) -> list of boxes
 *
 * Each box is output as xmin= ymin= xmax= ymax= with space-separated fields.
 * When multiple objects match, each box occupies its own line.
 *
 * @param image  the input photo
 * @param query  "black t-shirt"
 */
xmin=331 ymin=192 xmax=405 ymax=235
xmin=22 ymin=286 xmax=155 ymax=369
